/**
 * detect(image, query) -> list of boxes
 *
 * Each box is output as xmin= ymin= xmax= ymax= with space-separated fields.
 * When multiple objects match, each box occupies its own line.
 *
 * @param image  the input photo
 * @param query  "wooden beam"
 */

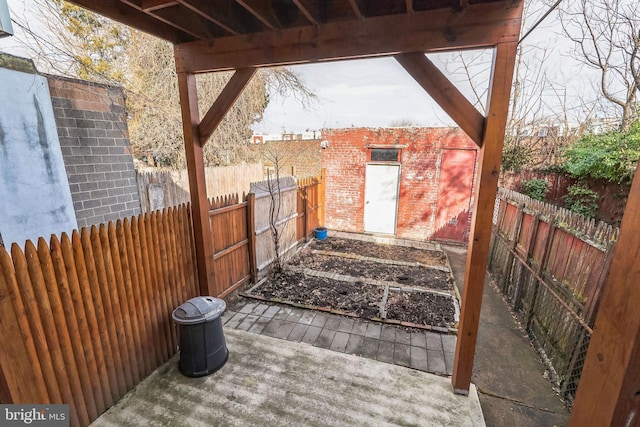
xmin=569 ymin=164 xmax=640 ymax=426
xmin=198 ymin=68 xmax=257 ymax=144
xmin=451 ymin=41 xmax=520 ymax=394
xmin=174 ymin=1 xmax=522 ymax=73
xmin=175 ymin=69 xmax=212 ymax=296
xmin=396 ymin=53 xmax=485 ymax=146
xmin=67 ymin=0 xmax=193 ymax=44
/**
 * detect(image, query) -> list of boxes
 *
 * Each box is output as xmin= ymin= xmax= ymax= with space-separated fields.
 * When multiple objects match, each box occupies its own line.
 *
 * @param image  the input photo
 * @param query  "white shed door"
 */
xmin=364 ymin=164 xmax=400 ymax=234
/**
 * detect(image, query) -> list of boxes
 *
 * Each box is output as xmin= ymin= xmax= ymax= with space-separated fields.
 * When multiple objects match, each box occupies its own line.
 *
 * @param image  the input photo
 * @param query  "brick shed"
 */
xmin=321 ymin=127 xmax=479 ymax=243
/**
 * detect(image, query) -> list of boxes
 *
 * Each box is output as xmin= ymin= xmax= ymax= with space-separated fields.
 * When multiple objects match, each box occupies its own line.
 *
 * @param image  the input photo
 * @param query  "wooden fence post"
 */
xmin=502 ymin=203 xmax=525 ymax=295
xmin=304 ymin=186 xmax=310 ymax=241
xmin=526 ymin=215 xmax=556 ymax=330
xmin=320 ymin=168 xmax=326 ymax=226
xmin=246 ymin=193 xmax=258 ymax=284
xmin=513 ymin=212 xmax=539 ymax=312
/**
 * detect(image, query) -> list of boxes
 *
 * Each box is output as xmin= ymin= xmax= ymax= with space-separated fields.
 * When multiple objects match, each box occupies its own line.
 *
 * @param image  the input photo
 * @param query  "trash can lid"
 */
xmin=172 ymin=296 xmax=226 ymax=325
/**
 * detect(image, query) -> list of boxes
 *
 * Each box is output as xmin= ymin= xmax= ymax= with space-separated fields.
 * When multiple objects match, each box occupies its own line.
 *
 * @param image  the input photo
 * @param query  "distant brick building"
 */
xmin=321 ymin=127 xmax=478 ymax=243
xmin=248 ymin=132 xmax=322 ymax=178
xmin=48 ymin=76 xmax=141 ymax=228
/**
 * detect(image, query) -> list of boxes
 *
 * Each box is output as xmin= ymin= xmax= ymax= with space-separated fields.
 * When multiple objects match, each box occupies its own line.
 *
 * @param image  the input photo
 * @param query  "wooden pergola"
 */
xmin=66 ymin=1 xmax=640 ymax=423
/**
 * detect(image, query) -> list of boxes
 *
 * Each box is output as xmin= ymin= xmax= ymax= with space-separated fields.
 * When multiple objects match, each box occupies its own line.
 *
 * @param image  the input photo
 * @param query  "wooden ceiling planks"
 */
xmin=174 ymin=2 xmax=523 ymax=73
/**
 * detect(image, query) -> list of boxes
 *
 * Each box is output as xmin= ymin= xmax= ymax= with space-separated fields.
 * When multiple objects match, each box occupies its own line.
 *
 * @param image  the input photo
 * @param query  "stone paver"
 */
xmin=287 ymin=323 xmax=309 ymax=342
xmin=411 ymin=346 xmax=428 ymax=371
xmin=380 ymin=325 xmax=396 ymax=342
xmin=377 ymin=341 xmax=395 ymax=363
xmin=315 ymin=329 xmax=337 ymax=348
xmin=330 ymin=332 xmax=350 ymax=352
xmin=345 ymin=334 xmax=364 ymax=355
xmin=394 ymin=343 xmax=411 ymax=368
xmin=428 ymin=349 xmax=447 ymax=374
xmin=426 ymin=331 xmax=443 ymax=350
xmin=224 ymin=298 xmax=455 ymax=378
xmin=301 ymin=325 xmax=322 ymax=345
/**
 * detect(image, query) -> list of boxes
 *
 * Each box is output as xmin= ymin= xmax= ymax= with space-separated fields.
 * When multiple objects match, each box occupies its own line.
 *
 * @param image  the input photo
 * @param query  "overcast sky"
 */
xmin=2 ymin=0 xmax=597 ymax=135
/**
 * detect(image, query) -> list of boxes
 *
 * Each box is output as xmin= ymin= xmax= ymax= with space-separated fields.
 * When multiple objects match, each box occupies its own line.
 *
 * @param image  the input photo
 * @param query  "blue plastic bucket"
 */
xmin=314 ymin=226 xmax=328 ymax=241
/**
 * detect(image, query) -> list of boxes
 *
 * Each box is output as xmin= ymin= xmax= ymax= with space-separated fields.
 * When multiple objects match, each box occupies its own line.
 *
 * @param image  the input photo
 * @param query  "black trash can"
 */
xmin=172 ymin=296 xmax=228 ymax=377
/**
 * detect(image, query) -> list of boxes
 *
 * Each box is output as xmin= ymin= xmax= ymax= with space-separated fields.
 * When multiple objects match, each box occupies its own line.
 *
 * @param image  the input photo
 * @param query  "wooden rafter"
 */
xmin=452 ymin=41 xmax=520 ymax=393
xmin=395 ymin=53 xmax=485 ymax=146
xmin=179 ymin=1 xmax=240 ymax=35
xmin=198 ymin=68 xmax=257 ymax=144
xmin=72 ymin=0 xmax=193 ymax=43
xmin=140 ymin=0 xmax=178 ymax=12
xmin=292 ymin=0 xmax=317 ymax=24
xmin=174 ymin=2 xmax=522 ymax=73
xmin=234 ymin=0 xmax=276 ymax=29
xmin=348 ymin=0 xmax=363 ymax=19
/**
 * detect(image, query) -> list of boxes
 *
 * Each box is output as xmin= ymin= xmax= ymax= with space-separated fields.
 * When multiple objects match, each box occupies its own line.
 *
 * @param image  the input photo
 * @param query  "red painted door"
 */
xmin=433 ymin=149 xmax=477 ymax=243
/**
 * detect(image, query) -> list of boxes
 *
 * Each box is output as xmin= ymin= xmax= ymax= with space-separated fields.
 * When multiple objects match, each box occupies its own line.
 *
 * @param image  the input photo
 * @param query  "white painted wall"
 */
xmin=0 ymin=67 xmax=77 ymax=247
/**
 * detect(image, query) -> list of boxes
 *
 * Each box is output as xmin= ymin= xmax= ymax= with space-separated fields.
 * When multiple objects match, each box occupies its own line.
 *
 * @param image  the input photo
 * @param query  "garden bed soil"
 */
xmin=288 ymin=253 xmax=452 ymax=290
xmin=309 ymin=238 xmax=447 ymax=267
xmin=246 ymin=237 xmax=458 ymax=329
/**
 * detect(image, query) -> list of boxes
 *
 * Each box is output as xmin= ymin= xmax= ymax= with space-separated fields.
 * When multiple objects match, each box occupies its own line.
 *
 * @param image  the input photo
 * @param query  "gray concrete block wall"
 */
xmin=48 ymin=75 xmax=141 ymax=229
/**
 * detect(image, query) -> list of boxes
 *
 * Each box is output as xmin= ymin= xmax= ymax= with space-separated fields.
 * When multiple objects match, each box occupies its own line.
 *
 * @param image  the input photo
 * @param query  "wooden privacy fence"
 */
xmin=297 ymin=171 xmax=326 ymax=243
xmin=136 ymin=162 xmax=264 ymax=212
xmin=206 ymin=171 xmax=326 ymax=288
xmin=0 ymin=206 xmax=198 ymax=427
xmin=489 ymin=188 xmax=618 ymax=404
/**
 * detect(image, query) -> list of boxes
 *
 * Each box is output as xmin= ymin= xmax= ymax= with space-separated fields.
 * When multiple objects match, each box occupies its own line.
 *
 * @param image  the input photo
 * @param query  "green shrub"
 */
xmin=520 ymin=179 xmax=549 ymax=201
xmin=562 ymin=121 xmax=640 ymax=183
xmin=563 ymin=185 xmax=599 ymax=218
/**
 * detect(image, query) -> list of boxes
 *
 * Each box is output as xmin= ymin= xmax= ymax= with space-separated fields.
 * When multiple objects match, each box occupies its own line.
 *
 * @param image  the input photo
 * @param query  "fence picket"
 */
xmin=0 ymin=247 xmax=49 ymax=404
xmin=51 ymin=235 xmax=102 ymax=418
xmin=24 ymin=241 xmax=79 ymax=427
xmin=117 ymin=220 xmax=147 ymax=379
xmin=70 ymin=231 xmax=114 ymax=409
xmin=79 ymin=229 xmax=121 ymax=402
xmin=36 ymin=238 xmax=89 ymax=426
xmin=11 ymin=243 xmax=62 ymax=404
xmin=130 ymin=216 xmax=158 ymax=372
xmin=107 ymin=223 xmax=141 ymax=386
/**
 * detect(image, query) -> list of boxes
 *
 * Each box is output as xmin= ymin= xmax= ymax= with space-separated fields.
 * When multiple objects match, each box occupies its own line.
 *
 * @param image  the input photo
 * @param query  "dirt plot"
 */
xmin=256 ymin=271 xmax=382 ymax=318
xmin=309 ymin=238 xmax=447 ymax=267
xmin=386 ymin=292 xmax=456 ymax=328
xmin=246 ymin=237 xmax=458 ymax=329
xmin=288 ymin=253 xmax=452 ymax=291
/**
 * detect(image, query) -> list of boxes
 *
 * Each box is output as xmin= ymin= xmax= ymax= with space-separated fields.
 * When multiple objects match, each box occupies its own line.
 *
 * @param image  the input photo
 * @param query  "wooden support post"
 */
xmin=569 ymin=162 xmax=640 ymax=427
xmin=175 ymin=49 xmax=256 ymax=295
xmin=451 ymin=41 xmax=518 ymax=394
xmin=176 ymin=71 xmax=211 ymax=296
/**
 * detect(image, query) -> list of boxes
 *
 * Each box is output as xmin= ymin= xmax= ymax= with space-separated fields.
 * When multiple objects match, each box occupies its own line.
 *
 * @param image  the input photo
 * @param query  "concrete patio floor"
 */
xmin=92 ymin=327 xmax=485 ymax=426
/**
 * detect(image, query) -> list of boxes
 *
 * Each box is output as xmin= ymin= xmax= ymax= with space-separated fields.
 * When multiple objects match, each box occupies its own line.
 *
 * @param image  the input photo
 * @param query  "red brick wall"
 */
xmin=321 ymin=127 xmax=478 ymax=241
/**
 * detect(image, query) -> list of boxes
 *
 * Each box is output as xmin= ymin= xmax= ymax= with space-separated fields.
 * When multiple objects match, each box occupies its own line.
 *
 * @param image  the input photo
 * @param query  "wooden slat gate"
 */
xmin=207 ymin=194 xmax=254 ymax=298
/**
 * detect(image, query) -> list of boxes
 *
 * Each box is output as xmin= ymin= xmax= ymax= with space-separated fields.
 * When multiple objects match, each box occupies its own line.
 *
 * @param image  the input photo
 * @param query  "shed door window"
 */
xmin=370 ymin=148 xmax=399 ymax=162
